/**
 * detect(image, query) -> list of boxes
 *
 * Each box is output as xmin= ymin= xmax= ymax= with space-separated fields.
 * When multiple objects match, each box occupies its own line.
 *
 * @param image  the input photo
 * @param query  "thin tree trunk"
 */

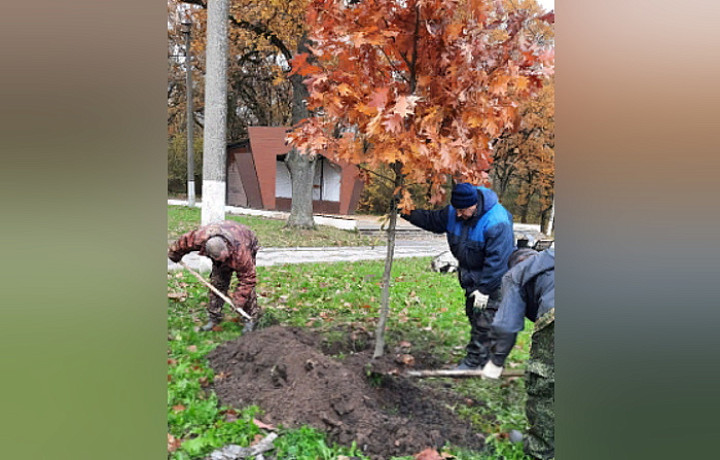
xmin=373 ymin=201 xmax=398 ymax=358
xmin=201 ymin=0 xmax=229 ymax=225
xmin=520 ymin=192 xmax=530 ymax=223
xmin=540 ymin=207 xmax=548 ymax=234
xmin=373 ymin=165 xmax=403 ymax=359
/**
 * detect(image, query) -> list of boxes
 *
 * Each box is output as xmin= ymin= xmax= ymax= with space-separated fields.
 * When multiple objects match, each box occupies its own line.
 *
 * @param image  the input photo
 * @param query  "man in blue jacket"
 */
xmin=401 ymin=182 xmax=514 ymax=370
xmin=484 ymin=247 xmax=555 ymax=460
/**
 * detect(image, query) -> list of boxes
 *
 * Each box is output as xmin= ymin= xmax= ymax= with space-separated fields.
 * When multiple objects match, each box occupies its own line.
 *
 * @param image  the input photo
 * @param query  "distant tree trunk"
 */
xmin=546 ymin=196 xmax=555 ymax=235
xmin=373 ymin=163 xmax=403 ymax=359
xmin=520 ymin=200 xmax=530 ymax=223
xmin=201 ymin=0 xmax=229 ymax=225
xmin=285 ymin=37 xmax=317 ymax=229
xmin=493 ymin=158 xmax=515 ymax=201
xmin=539 ymin=192 xmax=553 ymax=235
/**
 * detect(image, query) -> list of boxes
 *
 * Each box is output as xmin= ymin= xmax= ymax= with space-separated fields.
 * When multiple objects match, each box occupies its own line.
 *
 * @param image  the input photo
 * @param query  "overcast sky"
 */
xmin=537 ymin=0 xmax=555 ymax=11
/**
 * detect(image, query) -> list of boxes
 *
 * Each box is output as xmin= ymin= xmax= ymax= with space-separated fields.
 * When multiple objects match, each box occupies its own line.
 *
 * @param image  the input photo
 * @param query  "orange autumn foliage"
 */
xmin=288 ymin=0 xmax=554 ymax=212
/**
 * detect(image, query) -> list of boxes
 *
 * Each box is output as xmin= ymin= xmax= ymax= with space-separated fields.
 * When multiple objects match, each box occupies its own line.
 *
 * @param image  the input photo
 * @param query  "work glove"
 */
xmin=470 ymin=290 xmax=488 ymax=310
xmin=482 ymin=361 xmax=503 ymax=379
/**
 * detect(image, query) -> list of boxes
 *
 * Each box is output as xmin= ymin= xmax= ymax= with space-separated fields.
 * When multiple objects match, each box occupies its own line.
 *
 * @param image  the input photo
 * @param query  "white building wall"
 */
xmin=322 ymin=160 xmax=341 ymax=202
xmin=278 ymin=156 xmax=342 ymax=202
xmin=275 ymin=160 xmax=292 ymax=198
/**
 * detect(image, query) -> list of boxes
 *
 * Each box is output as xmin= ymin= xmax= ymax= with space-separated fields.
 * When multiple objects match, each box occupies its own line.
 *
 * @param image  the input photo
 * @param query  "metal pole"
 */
xmin=182 ymin=21 xmax=196 ymax=207
xmin=201 ymin=0 xmax=229 ymax=225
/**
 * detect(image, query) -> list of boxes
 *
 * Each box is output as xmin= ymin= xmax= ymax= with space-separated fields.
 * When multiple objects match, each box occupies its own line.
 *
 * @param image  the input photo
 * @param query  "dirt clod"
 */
xmin=207 ymin=326 xmax=485 ymax=458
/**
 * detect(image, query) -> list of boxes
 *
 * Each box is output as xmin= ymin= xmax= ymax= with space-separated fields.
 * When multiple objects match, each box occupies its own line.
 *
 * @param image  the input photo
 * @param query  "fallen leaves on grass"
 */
xmin=167 ymin=433 xmax=182 ymax=453
xmin=172 ymin=404 xmax=186 ymax=412
xmin=396 ymin=354 xmax=416 ymax=366
xmin=250 ymin=433 xmax=264 ymax=445
xmin=252 ymin=418 xmax=276 ymax=431
xmin=414 ymin=448 xmax=446 ymax=460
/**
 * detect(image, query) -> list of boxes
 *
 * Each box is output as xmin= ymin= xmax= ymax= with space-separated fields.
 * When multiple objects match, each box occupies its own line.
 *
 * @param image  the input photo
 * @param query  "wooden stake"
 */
xmin=178 ymin=260 xmax=252 ymax=320
xmin=405 ymin=369 xmax=525 ymax=379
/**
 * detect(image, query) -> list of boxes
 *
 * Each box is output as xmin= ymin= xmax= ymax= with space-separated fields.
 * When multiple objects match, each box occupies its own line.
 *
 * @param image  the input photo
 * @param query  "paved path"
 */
xmin=167 ymin=200 xmax=548 ymax=272
xmin=168 ymin=239 xmax=450 ymax=272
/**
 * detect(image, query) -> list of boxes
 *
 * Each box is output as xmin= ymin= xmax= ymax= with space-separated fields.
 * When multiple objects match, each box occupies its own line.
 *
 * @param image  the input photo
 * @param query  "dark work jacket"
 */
xmin=493 ymin=248 xmax=555 ymax=334
xmin=402 ymin=186 xmax=514 ymax=295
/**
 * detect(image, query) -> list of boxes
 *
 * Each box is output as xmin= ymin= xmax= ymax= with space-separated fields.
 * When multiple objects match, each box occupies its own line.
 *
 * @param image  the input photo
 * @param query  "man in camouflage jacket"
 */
xmin=484 ymin=247 xmax=555 ymax=460
xmin=168 ymin=221 xmax=259 ymax=332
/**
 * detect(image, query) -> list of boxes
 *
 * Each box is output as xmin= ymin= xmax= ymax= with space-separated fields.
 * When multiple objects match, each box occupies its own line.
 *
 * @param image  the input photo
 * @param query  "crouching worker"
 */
xmin=168 ymin=221 xmax=260 ymax=333
xmin=483 ymin=247 xmax=555 ymax=460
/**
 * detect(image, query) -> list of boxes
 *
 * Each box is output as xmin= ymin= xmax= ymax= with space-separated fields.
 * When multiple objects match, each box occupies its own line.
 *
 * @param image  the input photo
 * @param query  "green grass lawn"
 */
xmin=168 ymin=205 xmax=381 ymax=248
xmin=168 ymin=257 xmax=533 ymax=459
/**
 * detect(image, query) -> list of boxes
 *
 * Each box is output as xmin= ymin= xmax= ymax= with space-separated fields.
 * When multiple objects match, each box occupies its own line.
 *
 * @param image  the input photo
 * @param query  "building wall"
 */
xmin=229 ymin=127 xmax=364 ymax=214
xmin=275 ymin=159 xmax=292 ymax=199
xmin=320 ymin=158 xmax=341 ymax=202
xmin=276 ymin=156 xmax=342 ymax=202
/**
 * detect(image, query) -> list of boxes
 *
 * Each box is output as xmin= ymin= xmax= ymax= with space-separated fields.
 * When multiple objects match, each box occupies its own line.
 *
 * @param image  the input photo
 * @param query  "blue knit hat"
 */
xmin=451 ymin=183 xmax=478 ymax=209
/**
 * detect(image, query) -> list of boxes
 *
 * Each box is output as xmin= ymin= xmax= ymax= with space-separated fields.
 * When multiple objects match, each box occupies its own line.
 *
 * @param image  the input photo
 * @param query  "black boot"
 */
xmin=454 ymin=359 xmax=481 ymax=371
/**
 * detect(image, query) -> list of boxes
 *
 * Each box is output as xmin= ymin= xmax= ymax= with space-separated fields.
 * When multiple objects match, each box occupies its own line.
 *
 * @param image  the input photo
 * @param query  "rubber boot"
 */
xmin=201 ymin=320 xmax=219 ymax=331
xmin=242 ymin=320 xmax=255 ymax=334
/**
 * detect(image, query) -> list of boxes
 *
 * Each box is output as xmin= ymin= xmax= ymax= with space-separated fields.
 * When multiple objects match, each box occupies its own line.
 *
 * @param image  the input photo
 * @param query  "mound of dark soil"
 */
xmin=207 ymin=325 xmax=485 ymax=458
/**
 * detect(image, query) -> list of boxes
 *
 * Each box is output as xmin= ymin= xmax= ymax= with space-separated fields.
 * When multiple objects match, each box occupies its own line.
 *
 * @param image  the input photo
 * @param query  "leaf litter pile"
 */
xmin=208 ymin=325 xmax=486 ymax=458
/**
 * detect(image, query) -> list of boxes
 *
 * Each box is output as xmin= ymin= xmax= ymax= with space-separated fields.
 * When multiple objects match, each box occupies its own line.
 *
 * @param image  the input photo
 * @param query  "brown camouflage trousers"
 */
xmin=524 ymin=308 xmax=555 ymax=460
xmin=208 ymin=263 xmax=259 ymax=324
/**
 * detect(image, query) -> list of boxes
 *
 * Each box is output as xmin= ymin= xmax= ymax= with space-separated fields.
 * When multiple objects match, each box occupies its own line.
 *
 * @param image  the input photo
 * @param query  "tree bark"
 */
xmin=201 ymin=0 xmax=229 ymax=225
xmin=285 ymin=37 xmax=317 ymax=229
xmin=285 ymin=148 xmax=317 ymax=229
xmin=545 ymin=196 xmax=555 ymax=235
xmin=520 ymin=196 xmax=530 ymax=223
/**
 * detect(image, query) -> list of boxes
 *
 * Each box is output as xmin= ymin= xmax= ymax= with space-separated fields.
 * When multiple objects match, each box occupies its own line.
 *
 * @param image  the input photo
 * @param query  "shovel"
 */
xmin=404 ymin=368 xmax=525 ymax=379
xmin=178 ymin=260 xmax=252 ymax=321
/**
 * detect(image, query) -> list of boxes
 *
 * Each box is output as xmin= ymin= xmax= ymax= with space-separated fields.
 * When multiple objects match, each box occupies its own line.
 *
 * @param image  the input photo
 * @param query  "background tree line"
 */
xmin=167 ymin=0 xmax=554 ymax=231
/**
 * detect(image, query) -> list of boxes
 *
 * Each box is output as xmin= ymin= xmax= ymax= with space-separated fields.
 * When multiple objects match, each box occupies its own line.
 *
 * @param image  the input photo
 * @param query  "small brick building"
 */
xmin=226 ymin=127 xmax=363 ymax=215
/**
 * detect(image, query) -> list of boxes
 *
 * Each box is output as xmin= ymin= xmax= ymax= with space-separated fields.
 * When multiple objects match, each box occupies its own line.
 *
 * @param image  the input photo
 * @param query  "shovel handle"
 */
xmin=178 ymin=260 xmax=252 ymax=321
xmin=405 ymin=369 xmax=525 ymax=379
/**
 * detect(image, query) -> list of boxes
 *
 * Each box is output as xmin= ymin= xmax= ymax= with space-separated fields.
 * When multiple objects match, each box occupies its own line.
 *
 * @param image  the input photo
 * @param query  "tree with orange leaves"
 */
xmin=491 ymin=79 xmax=554 ymax=228
xmin=176 ymin=0 xmax=320 ymax=228
xmin=289 ymin=0 xmax=554 ymax=357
